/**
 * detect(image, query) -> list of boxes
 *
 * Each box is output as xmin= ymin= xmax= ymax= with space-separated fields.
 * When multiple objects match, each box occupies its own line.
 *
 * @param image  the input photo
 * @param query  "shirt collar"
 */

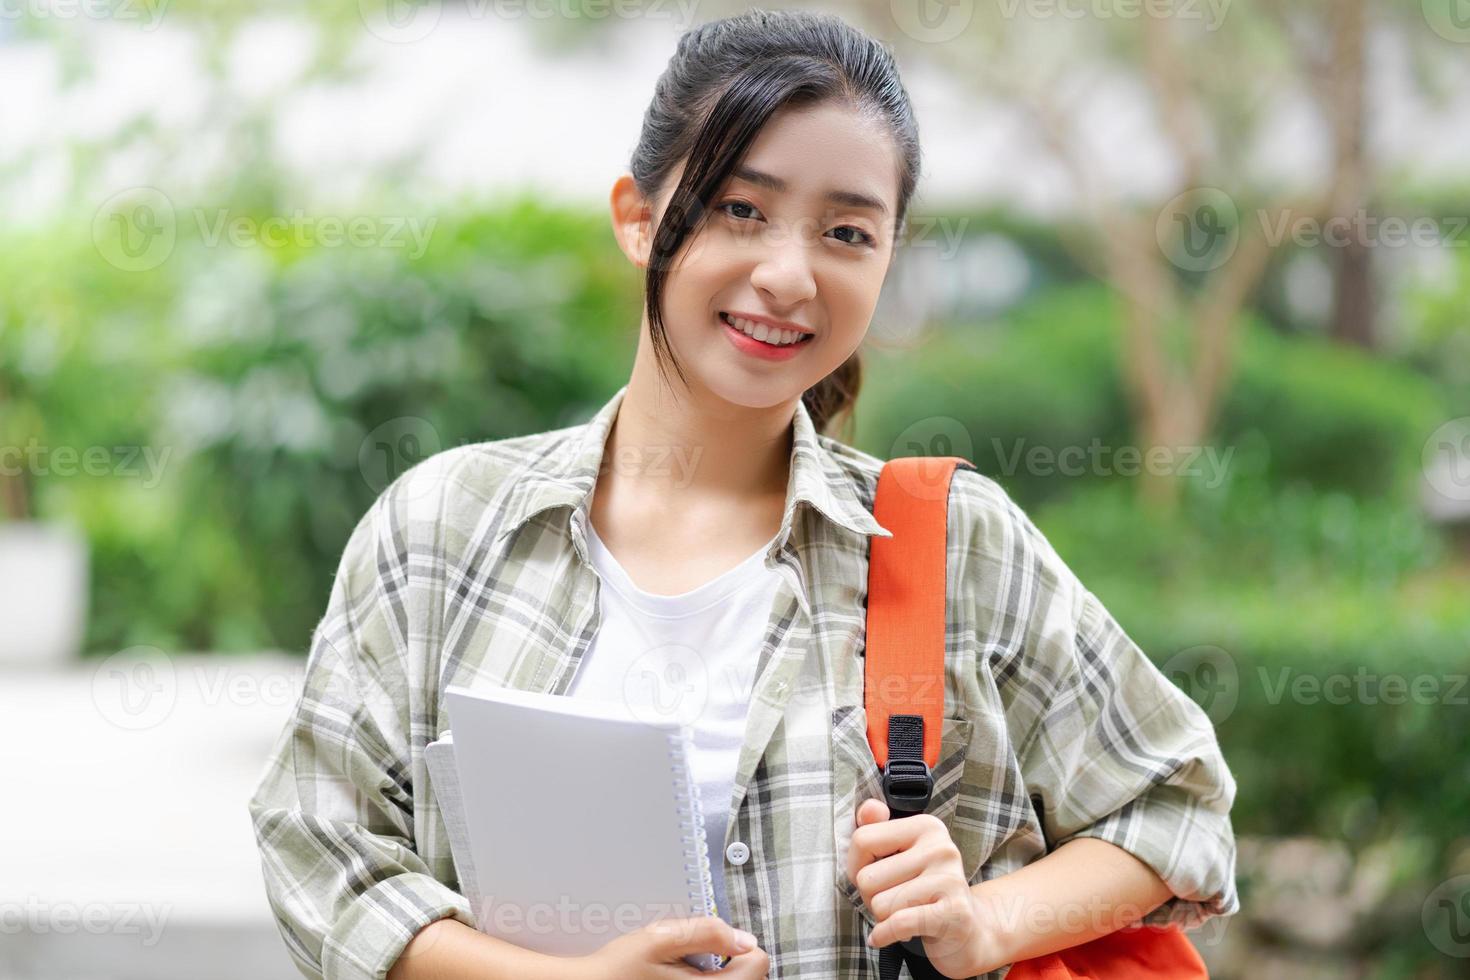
xmin=492 ymin=384 xmax=893 ymax=549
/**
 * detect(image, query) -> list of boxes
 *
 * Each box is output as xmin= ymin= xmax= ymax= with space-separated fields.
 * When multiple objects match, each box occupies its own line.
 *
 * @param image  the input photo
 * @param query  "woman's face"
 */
xmin=626 ymin=100 xmax=902 ymax=411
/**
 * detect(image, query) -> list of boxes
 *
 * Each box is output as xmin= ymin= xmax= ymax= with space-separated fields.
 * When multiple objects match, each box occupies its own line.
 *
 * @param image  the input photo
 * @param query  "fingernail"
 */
xmin=734 ymin=929 xmax=756 ymax=951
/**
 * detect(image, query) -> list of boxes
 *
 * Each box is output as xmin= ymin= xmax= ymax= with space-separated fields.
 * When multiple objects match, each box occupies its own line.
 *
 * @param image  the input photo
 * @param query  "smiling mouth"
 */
xmin=719 ymin=311 xmax=815 ymax=347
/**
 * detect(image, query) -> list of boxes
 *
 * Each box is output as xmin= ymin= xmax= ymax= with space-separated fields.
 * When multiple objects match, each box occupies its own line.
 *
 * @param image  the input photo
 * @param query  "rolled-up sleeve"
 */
xmin=248 ymin=501 xmax=473 ymax=980
xmin=1001 ymin=501 xmax=1239 ymax=931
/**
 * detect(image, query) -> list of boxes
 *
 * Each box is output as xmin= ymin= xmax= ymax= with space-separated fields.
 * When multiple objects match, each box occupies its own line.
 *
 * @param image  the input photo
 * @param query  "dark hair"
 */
xmin=629 ymin=8 xmax=921 ymax=438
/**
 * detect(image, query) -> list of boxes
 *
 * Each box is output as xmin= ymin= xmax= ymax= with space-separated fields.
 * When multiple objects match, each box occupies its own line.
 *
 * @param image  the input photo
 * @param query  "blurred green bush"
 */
xmin=1 ymin=195 xmax=640 ymax=652
xmin=855 ymin=284 xmax=1443 ymax=507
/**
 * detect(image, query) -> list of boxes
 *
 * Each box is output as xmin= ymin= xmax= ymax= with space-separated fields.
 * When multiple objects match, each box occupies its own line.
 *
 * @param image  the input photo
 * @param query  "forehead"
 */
xmin=733 ymin=101 xmax=900 ymax=213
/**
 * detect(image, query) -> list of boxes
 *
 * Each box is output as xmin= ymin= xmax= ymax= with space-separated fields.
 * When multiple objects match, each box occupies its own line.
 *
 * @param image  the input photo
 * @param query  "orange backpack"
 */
xmin=865 ymin=456 xmax=1208 ymax=980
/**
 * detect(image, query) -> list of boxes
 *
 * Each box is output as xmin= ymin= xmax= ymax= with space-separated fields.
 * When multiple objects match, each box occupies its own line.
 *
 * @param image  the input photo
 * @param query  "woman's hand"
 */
xmin=847 ymin=797 xmax=1007 ymax=979
xmin=571 ymin=915 xmax=770 ymax=979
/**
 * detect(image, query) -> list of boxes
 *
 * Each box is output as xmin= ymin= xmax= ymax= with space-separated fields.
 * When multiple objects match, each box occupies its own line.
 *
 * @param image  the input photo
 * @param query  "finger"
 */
xmin=856 ymin=796 xmax=889 ymax=826
xmin=672 ymin=945 xmax=766 ymax=979
xmin=855 ymin=842 xmax=932 ymax=909
xmin=725 ymin=947 xmax=772 ymax=978
xmin=849 ymin=810 xmax=940 ymax=885
xmin=868 ymin=833 xmax=963 ymax=901
xmin=661 ymin=948 xmax=762 ymax=979
xmin=648 ymin=916 xmax=757 ymax=961
xmin=869 ymin=872 xmax=949 ymax=931
xmin=867 ymin=899 xmax=946 ymax=949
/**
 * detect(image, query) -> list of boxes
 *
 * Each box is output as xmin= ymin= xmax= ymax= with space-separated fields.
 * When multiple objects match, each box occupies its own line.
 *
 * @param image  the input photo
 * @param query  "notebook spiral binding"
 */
xmin=667 ymin=726 xmax=732 ymax=971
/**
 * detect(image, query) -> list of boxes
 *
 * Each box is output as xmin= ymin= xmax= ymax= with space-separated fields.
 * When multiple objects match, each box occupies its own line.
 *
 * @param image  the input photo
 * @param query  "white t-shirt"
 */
xmin=566 ymin=516 xmax=782 ymax=919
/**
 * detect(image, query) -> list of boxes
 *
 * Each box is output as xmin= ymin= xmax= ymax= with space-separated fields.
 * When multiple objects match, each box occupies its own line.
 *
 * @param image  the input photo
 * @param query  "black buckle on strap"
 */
xmin=881 ymin=758 xmax=933 ymax=814
xmin=881 ymin=713 xmax=933 ymax=815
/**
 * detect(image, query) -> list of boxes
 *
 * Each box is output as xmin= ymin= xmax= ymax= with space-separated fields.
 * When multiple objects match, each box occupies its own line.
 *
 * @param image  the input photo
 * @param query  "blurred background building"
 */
xmin=3 ymin=1 xmax=1469 ymax=977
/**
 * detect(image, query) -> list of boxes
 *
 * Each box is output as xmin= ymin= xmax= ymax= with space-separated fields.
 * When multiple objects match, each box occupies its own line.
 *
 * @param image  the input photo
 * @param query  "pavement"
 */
xmin=1 ymin=652 xmax=308 ymax=980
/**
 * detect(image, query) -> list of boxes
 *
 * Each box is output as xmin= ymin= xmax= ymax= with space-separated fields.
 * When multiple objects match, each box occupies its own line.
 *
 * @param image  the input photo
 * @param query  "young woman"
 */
xmin=249 ymin=9 xmax=1238 ymax=980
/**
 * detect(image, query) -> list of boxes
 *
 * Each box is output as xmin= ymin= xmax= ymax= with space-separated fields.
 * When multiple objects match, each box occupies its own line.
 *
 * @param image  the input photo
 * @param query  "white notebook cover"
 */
xmin=441 ymin=683 xmax=727 ymax=970
xmin=423 ymin=735 xmax=481 ymax=913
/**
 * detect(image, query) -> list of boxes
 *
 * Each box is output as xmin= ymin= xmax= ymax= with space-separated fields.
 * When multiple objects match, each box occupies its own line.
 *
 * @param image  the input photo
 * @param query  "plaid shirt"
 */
xmin=248 ymin=383 xmax=1239 ymax=980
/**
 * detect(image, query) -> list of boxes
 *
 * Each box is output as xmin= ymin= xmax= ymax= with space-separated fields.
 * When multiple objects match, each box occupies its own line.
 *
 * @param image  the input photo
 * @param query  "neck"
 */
xmin=608 ymin=318 xmax=797 ymax=503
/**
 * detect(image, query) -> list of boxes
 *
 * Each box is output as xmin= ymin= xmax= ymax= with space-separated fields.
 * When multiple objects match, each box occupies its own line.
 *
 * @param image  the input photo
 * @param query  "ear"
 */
xmin=610 ymin=172 xmax=655 ymax=270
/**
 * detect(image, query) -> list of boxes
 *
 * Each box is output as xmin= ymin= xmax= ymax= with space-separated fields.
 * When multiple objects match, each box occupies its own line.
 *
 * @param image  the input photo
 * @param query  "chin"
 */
xmin=693 ymin=372 xmax=810 ymax=413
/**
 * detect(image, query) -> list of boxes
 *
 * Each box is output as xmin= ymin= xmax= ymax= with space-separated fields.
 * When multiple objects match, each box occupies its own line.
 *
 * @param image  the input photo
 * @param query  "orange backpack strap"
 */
xmin=865 ymin=455 xmax=974 ymax=814
xmin=866 ymin=456 xmax=975 ymax=980
xmin=865 ymin=456 xmax=1211 ymax=980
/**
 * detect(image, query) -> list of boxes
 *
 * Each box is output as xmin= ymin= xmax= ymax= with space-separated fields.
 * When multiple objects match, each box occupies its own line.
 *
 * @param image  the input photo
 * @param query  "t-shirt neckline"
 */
xmin=583 ymin=517 xmax=778 ymax=619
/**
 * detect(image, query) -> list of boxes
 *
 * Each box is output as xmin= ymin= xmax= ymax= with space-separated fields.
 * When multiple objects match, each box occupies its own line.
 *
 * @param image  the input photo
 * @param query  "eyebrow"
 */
xmin=730 ymin=165 xmax=889 ymax=217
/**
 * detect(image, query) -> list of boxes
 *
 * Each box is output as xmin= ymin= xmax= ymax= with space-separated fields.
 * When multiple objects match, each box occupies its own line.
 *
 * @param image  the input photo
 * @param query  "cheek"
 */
xmin=823 ymin=270 xmax=883 ymax=344
xmin=660 ymin=242 xmax=728 ymax=315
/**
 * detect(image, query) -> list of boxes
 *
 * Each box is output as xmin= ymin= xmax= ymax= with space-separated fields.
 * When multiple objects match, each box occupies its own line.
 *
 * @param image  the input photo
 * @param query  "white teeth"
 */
xmin=724 ymin=314 xmax=807 ymax=346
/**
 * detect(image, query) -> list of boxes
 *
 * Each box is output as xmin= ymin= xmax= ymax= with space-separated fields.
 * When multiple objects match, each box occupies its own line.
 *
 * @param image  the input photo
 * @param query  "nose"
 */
xmin=747 ymin=223 xmax=817 ymax=309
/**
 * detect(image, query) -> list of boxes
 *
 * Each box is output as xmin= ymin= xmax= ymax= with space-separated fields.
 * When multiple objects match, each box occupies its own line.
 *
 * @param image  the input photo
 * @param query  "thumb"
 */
xmin=648 ymin=916 xmax=757 ymax=960
xmin=856 ymin=796 xmax=890 ymax=827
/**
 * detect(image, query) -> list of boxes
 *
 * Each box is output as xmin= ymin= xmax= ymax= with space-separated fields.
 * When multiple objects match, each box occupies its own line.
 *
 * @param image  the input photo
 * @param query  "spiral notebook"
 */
xmin=435 ymin=684 xmax=728 ymax=971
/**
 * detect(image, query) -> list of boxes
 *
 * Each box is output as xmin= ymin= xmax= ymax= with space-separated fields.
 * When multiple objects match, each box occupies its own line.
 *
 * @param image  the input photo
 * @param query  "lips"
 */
xmin=718 ymin=311 xmax=813 ymax=361
xmin=718 ymin=311 xmax=815 ymax=347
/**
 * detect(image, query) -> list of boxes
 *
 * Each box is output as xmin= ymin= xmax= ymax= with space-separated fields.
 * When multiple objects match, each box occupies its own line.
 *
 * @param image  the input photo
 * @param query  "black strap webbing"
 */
xmin=875 ymin=715 xmax=950 ymax=980
xmin=875 ymin=801 xmax=952 ymax=980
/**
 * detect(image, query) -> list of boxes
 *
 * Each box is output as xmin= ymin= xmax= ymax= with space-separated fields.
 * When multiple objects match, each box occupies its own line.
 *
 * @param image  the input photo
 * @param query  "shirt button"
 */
xmin=725 ymin=841 xmax=750 ymax=866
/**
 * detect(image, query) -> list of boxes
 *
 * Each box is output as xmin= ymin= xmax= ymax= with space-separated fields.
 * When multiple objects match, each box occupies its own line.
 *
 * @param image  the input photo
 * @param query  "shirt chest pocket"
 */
xmin=830 ymin=703 xmax=980 ymax=927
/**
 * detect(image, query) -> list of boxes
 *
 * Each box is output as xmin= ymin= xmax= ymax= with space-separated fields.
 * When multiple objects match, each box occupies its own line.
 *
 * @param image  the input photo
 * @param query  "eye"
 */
xmin=828 ymin=225 xmax=875 ymax=248
xmin=717 ymin=199 xmax=875 ymax=248
xmin=718 ymin=200 xmax=763 ymax=221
